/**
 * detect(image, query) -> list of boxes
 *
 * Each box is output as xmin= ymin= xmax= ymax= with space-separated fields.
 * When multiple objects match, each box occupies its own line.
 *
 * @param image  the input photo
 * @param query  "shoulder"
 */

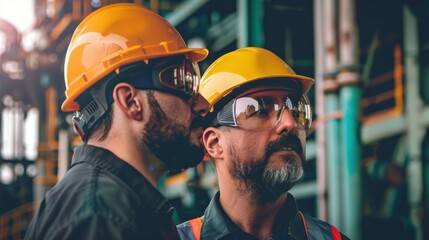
xmin=50 ymin=163 xmax=140 ymax=214
xmin=27 ymin=165 xmax=142 ymax=238
xmin=27 ymin=213 xmax=138 ymax=240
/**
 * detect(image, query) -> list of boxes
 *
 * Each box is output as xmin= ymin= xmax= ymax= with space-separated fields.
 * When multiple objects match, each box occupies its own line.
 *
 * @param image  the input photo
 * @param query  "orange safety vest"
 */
xmin=187 ymin=216 xmax=204 ymax=240
xmin=183 ymin=212 xmax=343 ymax=240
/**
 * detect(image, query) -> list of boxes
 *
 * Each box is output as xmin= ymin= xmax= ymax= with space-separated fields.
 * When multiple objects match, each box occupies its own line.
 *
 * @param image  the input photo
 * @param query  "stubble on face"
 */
xmin=140 ymin=91 xmax=204 ymax=172
xmin=228 ymin=133 xmax=305 ymax=203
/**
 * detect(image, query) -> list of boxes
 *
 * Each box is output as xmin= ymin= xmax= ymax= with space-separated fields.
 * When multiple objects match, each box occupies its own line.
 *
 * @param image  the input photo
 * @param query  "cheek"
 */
xmin=157 ymin=95 xmax=191 ymax=122
xmin=227 ymin=132 xmax=267 ymax=155
xmin=169 ymin=102 xmax=191 ymax=121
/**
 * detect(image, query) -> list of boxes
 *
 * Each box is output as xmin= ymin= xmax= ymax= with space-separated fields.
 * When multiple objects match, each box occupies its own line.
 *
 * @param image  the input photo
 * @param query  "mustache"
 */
xmin=266 ymin=133 xmax=303 ymax=156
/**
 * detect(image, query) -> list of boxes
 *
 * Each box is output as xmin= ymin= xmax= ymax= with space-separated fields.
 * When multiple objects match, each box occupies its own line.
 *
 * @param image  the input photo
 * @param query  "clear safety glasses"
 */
xmin=154 ymin=58 xmax=201 ymax=98
xmin=210 ymin=90 xmax=312 ymax=130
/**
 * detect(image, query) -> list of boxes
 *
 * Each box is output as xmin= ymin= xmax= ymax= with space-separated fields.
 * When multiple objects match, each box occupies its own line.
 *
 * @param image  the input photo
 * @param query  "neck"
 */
xmin=218 ymin=178 xmax=288 ymax=238
xmin=87 ymin=135 xmax=167 ymax=186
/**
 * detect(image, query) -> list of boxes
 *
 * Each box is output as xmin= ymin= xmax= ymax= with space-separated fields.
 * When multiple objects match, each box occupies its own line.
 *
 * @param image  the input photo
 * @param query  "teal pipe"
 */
xmin=340 ymin=84 xmax=361 ymax=239
xmin=237 ymin=0 xmax=264 ymax=48
xmin=326 ymin=92 xmax=343 ymax=229
xmin=249 ymin=0 xmax=264 ymax=47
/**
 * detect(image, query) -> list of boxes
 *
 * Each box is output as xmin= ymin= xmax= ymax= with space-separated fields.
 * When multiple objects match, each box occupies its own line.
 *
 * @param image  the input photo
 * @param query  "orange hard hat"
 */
xmin=62 ymin=3 xmax=208 ymax=112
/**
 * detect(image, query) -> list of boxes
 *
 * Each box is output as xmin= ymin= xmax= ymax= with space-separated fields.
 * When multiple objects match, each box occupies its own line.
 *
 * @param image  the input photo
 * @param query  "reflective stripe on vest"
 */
xmin=331 ymin=225 xmax=342 ymax=240
xmin=188 ymin=217 xmax=203 ymax=240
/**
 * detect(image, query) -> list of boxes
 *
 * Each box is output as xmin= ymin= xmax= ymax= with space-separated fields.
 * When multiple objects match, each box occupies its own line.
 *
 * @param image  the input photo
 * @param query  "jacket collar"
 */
xmin=200 ymin=191 xmax=308 ymax=240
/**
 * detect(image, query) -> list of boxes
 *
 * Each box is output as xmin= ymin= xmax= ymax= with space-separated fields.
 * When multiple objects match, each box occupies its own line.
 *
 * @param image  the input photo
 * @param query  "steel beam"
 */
xmin=165 ymin=0 xmax=209 ymax=26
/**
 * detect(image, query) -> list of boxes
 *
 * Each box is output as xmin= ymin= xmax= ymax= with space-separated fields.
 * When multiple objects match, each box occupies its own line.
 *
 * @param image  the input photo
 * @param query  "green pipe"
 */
xmin=237 ymin=0 xmax=264 ymax=48
xmin=340 ymin=84 xmax=361 ymax=239
xmin=326 ymin=92 xmax=343 ymax=228
xmin=249 ymin=0 xmax=263 ymax=47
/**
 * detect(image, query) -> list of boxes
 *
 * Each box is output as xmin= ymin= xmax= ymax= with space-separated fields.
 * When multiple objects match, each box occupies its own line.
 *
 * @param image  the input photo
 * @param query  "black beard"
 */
xmin=141 ymin=91 xmax=204 ymax=172
xmin=229 ymin=133 xmax=304 ymax=203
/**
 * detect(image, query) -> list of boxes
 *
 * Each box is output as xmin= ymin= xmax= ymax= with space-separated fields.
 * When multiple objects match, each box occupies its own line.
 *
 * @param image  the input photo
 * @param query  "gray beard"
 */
xmin=228 ymin=134 xmax=304 ymax=203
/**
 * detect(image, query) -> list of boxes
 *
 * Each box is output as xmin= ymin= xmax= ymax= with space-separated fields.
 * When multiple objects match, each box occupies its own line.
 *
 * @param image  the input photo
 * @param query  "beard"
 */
xmin=140 ymin=91 xmax=204 ymax=172
xmin=229 ymin=133 xmax=304 ymax=203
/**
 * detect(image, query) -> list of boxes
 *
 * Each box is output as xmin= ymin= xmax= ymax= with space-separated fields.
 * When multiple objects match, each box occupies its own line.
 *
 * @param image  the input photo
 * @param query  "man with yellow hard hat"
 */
xmin=178 ymin=47 xmax=349 ymax=240
xmin=26 ymin=3 xmax=209 ymax=240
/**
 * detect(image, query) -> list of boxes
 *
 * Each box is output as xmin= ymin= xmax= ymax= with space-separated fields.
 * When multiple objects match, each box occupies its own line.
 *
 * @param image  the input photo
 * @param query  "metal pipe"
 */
xmin=321 ymin=0 xmax=343 ymax=229
xmin=57 ymin=129 xmax=69 ymax=181
xmin=24 ymin=108 xmax=39 ymax=160
xmin=313 ymin=0 xmax=328 ymax=221
xmin=165 ymin=0 xmax=209 ymax=26
xmin=1 ymin=106 xmax=13 ymax=159
xmin=13 ymin=102 xmax=24 ymax=160
xmin=403 ymin=4 xmax=424 ymax=240
xmin=249 ymin=0 xmax=263 ymax=47
xmin=237 ymin=0 xmax=263 ymax=48
xmin=338 ymin=0 xmax=361 ymax=239
xmin=338 ymin=85 xmax=361 ymax=239
xmin=237 ymin=0 xmax=248 ymax=48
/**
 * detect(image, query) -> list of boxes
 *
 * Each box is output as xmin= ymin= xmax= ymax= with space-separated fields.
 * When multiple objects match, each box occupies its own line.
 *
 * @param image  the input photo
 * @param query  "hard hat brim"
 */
xmin=177 ymin=48 xmax=209 ymax=62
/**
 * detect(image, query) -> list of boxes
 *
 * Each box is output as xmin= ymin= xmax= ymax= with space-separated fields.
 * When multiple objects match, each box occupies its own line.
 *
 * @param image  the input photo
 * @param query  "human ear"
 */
xmin=202 ymin=127 xmax=223 ymax=159
xmin=112 ymin=83 xmax=143 ymax=121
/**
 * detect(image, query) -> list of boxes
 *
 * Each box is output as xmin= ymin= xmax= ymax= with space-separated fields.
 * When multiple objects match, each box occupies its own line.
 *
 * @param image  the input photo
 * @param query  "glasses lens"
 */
xmin=234 ymin=97 xmax=279 ymax=129
xmin=217 ymin=93 xmax=311 ymax=130
xmin=158 ymin=60 xmax=200 ymax=98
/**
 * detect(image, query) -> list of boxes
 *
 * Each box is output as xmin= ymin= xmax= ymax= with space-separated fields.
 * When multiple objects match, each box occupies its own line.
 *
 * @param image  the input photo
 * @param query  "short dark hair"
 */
xmin=87 ymin=106 xmax=114 ymax=142
xmin=74 ymin=62 xmax=151 ymax=142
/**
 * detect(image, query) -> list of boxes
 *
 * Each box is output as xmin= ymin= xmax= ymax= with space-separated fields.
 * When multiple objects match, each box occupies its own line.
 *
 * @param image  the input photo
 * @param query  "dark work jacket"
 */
xmin=177 ymin=192 xmax=350 ymax=240
xmin=25 ymin=145 xmax=180 ymax=240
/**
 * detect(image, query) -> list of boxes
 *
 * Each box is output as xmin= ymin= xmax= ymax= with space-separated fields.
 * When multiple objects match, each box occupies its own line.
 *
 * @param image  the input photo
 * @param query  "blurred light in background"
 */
xmin=91 ymin=0 xmax=102 ymax=9
xmin=0 ymin=0 xmax=35 ymax=33
xmin=187 ymin=37 xmax=206 ymax=49
xmin=22 ymin=28 xmax=49 ymax=52
xmin=0 ymin=31 xmax=6 ymax=55
xmin=0 ymin=163 xmax=15 ymax=184
xmin=24 ymin=108 xmax=39 ymax=160
xmin=1 ymin=95 xmax=24 ymax=160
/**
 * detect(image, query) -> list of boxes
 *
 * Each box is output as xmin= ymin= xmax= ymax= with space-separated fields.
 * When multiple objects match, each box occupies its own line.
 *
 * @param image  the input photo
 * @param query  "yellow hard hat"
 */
xmin=199 ymin=47 xmax=314 ymax=110
xmin=62 ymin=3 xmax=208 ymax=112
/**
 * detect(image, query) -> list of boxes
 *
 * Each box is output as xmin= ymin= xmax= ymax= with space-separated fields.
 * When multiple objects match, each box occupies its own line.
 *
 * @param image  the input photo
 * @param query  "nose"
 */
xmin=274 ymin=107 xmax=298 ymax=135
xmin=190 ymin=94 xmax=210 ymax=116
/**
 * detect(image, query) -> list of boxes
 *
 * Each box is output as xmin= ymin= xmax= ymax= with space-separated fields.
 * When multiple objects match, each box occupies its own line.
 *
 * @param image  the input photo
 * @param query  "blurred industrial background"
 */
xmin=0 ymin=0 xmax=428 ymax=239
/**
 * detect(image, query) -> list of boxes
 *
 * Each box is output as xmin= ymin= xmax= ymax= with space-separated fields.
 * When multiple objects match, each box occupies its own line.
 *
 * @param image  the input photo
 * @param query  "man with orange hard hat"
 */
xmin=26 ymin=3 xmax=209 ymax=240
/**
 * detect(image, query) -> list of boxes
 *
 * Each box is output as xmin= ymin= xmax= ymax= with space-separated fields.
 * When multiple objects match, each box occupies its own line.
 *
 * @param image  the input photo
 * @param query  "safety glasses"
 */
xmin=153 ymin=58 xmax=201 ymax=98
xmin=210 ymin=90 xmax=312 ymax=130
